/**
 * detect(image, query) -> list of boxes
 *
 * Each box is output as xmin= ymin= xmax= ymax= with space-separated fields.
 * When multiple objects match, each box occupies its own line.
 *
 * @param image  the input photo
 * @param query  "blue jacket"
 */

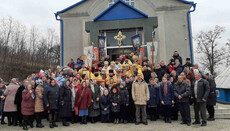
xmin=147 ymin=84 xmax=159 ymax=107
xmin=75 ymin=61 xmax=82 ymax=69
xmin=57 ymin=75 xmax=65 ymax=86
xmin=159 ymin=81 xmax=174 ymax=106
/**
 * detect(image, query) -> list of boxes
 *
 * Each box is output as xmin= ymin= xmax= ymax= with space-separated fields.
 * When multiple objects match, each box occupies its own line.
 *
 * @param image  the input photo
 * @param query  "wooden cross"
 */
xmin=114 ymin=31 xmax=126 ymax=47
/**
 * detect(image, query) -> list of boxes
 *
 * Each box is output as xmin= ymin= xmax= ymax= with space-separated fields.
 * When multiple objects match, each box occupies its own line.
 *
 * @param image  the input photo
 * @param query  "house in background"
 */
xmin=55 ymin=0 xmax=196 ymax=66
xmin=215 ymin=66 xmax=230 ymax=103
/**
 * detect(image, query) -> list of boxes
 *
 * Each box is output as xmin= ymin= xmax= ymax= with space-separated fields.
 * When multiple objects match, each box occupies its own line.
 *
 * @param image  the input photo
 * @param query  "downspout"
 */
xmin=187 ymin=3 xmax=196 ymax=65
xmin=187 ymin=2 xmax=196 ymax=64
xmin=55 ymin=13 xmax=64 ymax=66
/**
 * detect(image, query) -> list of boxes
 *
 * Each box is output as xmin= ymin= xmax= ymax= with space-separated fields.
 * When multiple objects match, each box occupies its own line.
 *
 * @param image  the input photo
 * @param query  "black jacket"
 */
xmin=206 ymin=77 xmax=217 ymax=106
xmin=155 ymin=68 xmax=165 ymax=82
xmin=43 ymin=84 xmax=60 ymax=110
xmin=119 ymin=88 xmax=129 ymax=105
xmin=174 ymin=81 xmax=190 ymax=102
xmin=110 ymin=94 xmax=121 ymax=113
xmin=191 ymin=79 xmax=210 ymax=103
xmin=142 ymin=70 xmax=151 ymax=83
xmin=173 ymin=54 xmax=183 ymax=65
xmin=59 ymin=84 xmax=72 ymax=118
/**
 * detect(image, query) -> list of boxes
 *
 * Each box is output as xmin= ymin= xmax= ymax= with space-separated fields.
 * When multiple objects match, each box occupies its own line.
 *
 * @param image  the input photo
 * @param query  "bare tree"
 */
xmin=195 ymin=25 xmax=226 ymax=76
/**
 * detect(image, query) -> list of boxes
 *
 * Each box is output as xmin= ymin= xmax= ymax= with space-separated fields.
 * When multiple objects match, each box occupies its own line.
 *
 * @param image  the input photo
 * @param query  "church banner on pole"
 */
xmin=83 ymin=46 xmax=94 ymax=67
xmin=147 ymin=42 xmax=158 ymax=64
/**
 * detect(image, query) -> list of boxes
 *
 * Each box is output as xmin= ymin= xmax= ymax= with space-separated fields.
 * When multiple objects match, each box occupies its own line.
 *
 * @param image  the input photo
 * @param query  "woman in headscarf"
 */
xmin=4 ymin=78 xmax=19 ymax=126
xmin=71 ymin=79 xmax=81 ymax=123
xmin=43 ymin=79 xmax=59 ymax=128
xmin=59 ymin=79 xmax=72 ymax=126
xmin=21 ymin=84 xmax=36 ymax=130
xmin=88 ymin=79 xmax=100 ymax=123
xmin=99 ymin=89 xmax=111 ymax=123
xmin=34 ymin=79 xmax=45 ymax=128
xmin=75 ymin=81 xmax=92 ymax=124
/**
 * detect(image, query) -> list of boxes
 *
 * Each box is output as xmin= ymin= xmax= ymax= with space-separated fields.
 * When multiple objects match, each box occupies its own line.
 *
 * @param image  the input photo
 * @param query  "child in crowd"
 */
xmin=119 ymin=82 xmax=129 ymax=124
xmin=110 ymin=87 xmax=121 ymax=124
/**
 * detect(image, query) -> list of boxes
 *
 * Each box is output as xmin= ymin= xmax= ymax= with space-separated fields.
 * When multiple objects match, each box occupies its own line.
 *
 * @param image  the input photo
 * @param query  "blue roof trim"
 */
xmin=94 ymin=0 xmax=148 ymax=21
xmin=56 ymin=0 xmax=87 ymax=15
xmin=178 ymin=0 xmax=195 ymax=5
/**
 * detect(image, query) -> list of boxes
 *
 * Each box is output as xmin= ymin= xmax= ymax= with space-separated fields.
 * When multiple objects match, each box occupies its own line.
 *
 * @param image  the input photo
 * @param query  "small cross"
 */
xmin=114 ymin=31 xmax=126 ymax=47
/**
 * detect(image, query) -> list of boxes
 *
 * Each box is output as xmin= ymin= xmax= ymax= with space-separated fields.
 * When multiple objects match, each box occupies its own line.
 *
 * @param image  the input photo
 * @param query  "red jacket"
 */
xmin=21 ymin=90 xmax=35 ymax=116
xmin=168 ymin=65 xmax=175 ymax=73
xmin=75 ymin=86 xmax=92 ymax=110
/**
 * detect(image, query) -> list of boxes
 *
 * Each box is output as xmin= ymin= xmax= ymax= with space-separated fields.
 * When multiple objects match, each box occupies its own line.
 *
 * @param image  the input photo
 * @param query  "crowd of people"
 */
xmin=0 ymin=51 xmax=217 ymax=130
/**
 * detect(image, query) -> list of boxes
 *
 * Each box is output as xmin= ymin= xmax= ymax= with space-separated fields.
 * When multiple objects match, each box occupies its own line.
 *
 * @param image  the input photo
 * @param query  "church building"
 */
xmin=55 ymin=0 xmax=196 ymax=66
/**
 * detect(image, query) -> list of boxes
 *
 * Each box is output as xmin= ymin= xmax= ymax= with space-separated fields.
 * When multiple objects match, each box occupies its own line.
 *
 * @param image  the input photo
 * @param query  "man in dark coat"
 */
xmin=0 ymin=82 xmax=7 ymax=124
xmin=159 ymin=77 xmax=175 ymax=123
xmin=191 ymin=73 xmax=210 ymax=126
xmin=14 ymin=80 xmax=28 ymax=126
xmin=205 ymin=73 xmax=217 ymax=121
xmin=142 ymin=65 xmax=151 ymax=83
xmin=125 ymin=77 xmax=135 ymax=122
xmin=174 ymin=75 xmax=191 ymax=126
xmin=172 ymin=51 xmax=183 ymax=65
xmin=155 ymin=64 xmax=165 ymax=82
xmin=183 ymin=58 xmax=193 ymax=70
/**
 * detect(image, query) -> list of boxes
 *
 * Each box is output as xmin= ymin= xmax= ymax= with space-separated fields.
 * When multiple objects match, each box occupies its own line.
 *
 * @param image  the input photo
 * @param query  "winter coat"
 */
xmin=174 ymin=81 xmax=190 ymax=103
xmin=21 ymin=90 xmax=35 ymax=115
xmin=100 ymin=95 xmax=110 ymax=115
xmin=4 ymin=83 xmax=19 ymax=112
xmin=75 ymin=86 xmax=92 ymax=110
xmin=175 ymin=65 xmax=183 ymax=76
xmin=155 ymin=68 xmax=165 ymax=82
xmin=206 ymin=77 xmax=217 ymax=106
xmin=59 ymin=84 xmax=72 ymax=118
xmin=191 ymin=79 xmax=210 ymax=103
xmin=0 ymin=86 xmax=6 ymax=111
xmin=159 ymin=82 xmax=174 ymax=106
xmin=132 ymin=79 xmax=150 ymax=105
xmin=110 ymin=93 xmax=121 ymax=113
xmin=147 ymin=84 xmax=159 ymax=107
xmin=142 ymin=70 xmax=151 ymax=83
xmin=173 ymin=54 xmax=183 ymax=65
xmin=43 ymin=84 xmax=60 ymax=110
xmin=35 ymin=85 xmax=44 ymax=112
xmin=14 ymin=85 xmax=25 ymax=112
xmin=119 ymin=88 xmax=129 ymax=105
xmin=88 ymin=84 xmax=101 ymax=117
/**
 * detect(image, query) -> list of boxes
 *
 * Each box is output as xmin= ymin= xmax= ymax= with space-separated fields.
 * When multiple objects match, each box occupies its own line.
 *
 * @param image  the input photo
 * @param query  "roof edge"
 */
xmin=56 ymin=0 xmax=88 ymax=15
xmin=94 ymin=0 xmax=148 ymax=21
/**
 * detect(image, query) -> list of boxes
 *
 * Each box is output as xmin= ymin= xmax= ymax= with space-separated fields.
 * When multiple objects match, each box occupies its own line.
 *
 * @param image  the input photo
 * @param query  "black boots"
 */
xmin=23 ymin=121 xmax=28 ymax=130
xmin=80 ymin=116 xmax=87 ymax=125
xmin=62 ymin=119 xmax=70 ymax=127
xmin=49 ymin=122 xmax=58 ymax=128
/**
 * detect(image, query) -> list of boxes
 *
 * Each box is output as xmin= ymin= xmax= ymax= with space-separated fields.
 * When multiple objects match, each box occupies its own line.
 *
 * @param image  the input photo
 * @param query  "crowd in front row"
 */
xmin=0 ymin=51 xmax=217 ymax=130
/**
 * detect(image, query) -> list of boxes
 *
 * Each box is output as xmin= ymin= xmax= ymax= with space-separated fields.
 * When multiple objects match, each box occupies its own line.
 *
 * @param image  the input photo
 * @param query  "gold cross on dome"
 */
xmin=114 ymin=31 xmax=126 ymax=47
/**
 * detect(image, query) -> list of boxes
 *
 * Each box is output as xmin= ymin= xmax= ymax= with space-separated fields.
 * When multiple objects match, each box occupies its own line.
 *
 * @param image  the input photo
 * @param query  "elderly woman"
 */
xmin=100 ymin=89 xmax=111 ymax=123
xmin=59 ymin=79 xmax=72 ymax=126
xmin=21 ymin=84 xmax=35 ymax=130
xmin=4 ymin=78 xmax=19 ymax=126
xmin=88 ymin=79 xmax=100 ymax=123
xmin=43 ymin=79 xmax=60 ymax=128
xmin=34 ymin=80 xmax=45 ymax=128
xmin=75 ymin=81 xmax=92 ymax=124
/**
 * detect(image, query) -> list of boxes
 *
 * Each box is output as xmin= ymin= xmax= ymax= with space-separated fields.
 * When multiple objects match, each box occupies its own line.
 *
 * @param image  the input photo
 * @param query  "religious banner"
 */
xmin=138 ymin=47 xmax=144 ymax=66
xmin=98 ymin=36 xmax=105 ymax=58
xmin=131 ymin=34 xmax=141 ymax=55
xmin=83 ymin=46 xmax=94 ymax=67
xmin=93 ymin=48 xmax=99 ymax=67
xmin=147 ymin=42 xmax=158 ymax=64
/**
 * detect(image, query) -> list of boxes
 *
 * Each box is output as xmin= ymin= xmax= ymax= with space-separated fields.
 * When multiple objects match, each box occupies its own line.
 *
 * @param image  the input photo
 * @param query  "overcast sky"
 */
xmin=0 ymin=0 xmax=229 ymax=45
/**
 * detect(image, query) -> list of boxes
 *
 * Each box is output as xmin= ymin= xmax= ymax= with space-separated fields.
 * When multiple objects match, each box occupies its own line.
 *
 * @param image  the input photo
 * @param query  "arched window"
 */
xmin=108 ymin=0 xmax=135 ymax=7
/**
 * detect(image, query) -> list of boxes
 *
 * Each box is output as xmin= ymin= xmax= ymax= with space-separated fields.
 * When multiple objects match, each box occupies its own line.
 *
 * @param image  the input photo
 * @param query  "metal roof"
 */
xmin=215 ymin=66 xmax=230 ymax=89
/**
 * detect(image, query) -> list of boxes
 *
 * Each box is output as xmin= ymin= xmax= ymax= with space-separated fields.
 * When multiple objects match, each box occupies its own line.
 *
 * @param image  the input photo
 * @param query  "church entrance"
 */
xmin=107 ymin=47 xmax=133 ymax=61
xmin=103 ymin=28 xmax=143 ymax=61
